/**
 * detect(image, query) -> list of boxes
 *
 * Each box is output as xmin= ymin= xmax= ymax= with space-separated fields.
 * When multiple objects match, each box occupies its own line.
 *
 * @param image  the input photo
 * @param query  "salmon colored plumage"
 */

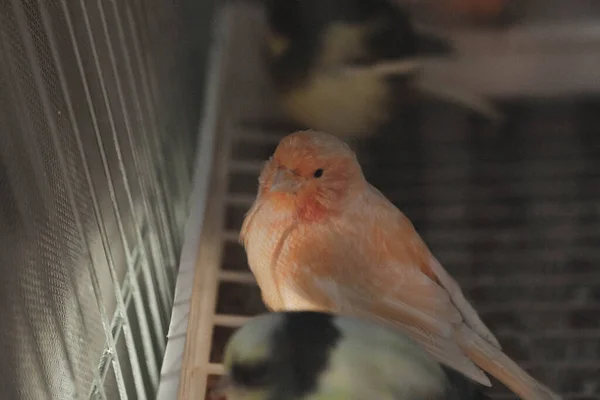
xmin=240 ymin=130 xmax=561 ymax=400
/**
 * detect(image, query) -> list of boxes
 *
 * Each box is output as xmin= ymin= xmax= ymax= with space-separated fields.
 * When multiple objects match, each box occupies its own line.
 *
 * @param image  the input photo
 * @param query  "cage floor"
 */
xmin=159 ymin=2 xmax=600 ymax=400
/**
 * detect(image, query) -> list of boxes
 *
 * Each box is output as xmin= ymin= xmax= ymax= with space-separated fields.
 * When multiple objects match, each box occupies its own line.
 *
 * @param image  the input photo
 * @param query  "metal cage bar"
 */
xmin=0 ymin=0 xmax=205 ymax=398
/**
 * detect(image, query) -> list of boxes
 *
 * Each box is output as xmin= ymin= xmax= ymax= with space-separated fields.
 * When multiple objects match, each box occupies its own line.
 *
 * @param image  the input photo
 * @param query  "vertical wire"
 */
xmin=72 ymin=0 xmax=162 ymax=387
xmin=107 ymin=244 xmax=141 ymax=334
xmin=90 ymin=346 xmax=110 ymax=400
xmin=8 ymin=1 xmax=80 ymax=397
xmin=114 ymin=0 xmax=179 ymax=276
xmin=17 ymin=0 xmax=131 ymax=398
xmin=92 ymin=381 xmax=109 ymax=400
xmin=3 ymin=21 xmax=51 ymax=203
xmin=37 ymin=7 xmax=115 ymax=400
xmin=165 ymin=2 xmax=195 ymax=213
xmin=117 ymin=1 xmax=180 ymax=297
xmin=98 ymin=0 xmax=173 ymax=317
xmin=55 ymin=0 xmax=157 ymax=396
xmin=125 ymin=0 xmax=180 ymax=272
xmin=0 ymin=3 xmax=53 ymax=217
xmin=39 ymin=0 xmax=138 ymax=397
xmin=89 ymin=369 xmax=109 ymax=400
xmin=80 ymin=0 xmax=166 ymax=345
xmin=0 ymin=42 xmax=57 ymax=400
xmin=157 ymin=0 xmax=194 ymax=187
xmin=127 ymin=0 xmax=181 ymax=268
xmin=79 ymin=0 xmax=167 ymax=353
xmin=0 ymin=30 xmax=54 ymax=400
xmin=97 ymin=0 xmax=173 ymax=321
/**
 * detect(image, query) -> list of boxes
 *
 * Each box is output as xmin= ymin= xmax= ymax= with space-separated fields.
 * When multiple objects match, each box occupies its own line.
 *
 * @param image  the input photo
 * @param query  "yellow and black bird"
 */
xmin=212 ymin=311 xmax=491 ymax=400
xmin=261 ymin=0 xmax=500 ymax=141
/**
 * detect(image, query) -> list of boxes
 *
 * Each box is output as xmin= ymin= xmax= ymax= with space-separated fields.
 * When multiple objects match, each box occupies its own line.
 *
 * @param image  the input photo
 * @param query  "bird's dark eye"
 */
xmin=313 ymin=168 xmax=324 ymax=178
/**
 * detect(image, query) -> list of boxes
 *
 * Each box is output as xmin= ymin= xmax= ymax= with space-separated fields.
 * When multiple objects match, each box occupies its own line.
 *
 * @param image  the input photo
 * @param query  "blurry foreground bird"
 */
xmin=240 ymin=130 xmax=560 ymax=400
xmin=212 ymin=311 xmax=489 ymax=400
xmin=262 ymin=0 xmax=500 ymax=141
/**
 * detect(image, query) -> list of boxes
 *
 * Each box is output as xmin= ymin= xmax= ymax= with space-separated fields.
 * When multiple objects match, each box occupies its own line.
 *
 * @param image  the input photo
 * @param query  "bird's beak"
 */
xmin=209 ymin=374 xmax=231 ymax=400
xmin=270 ymin=168 xmax=300 ymax=193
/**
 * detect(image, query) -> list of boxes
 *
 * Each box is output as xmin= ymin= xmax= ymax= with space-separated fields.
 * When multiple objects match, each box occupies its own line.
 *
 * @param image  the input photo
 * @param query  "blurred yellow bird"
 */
xmin=213 ymin=311 xmax=491 ymax=400
xmin=262 ymin=0 xmax=500 ymax=141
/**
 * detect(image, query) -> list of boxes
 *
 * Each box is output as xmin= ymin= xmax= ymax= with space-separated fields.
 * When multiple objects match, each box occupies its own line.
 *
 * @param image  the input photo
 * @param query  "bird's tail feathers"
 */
xmin=369 ymin=312 xmax=492 ymax=387
xmin=442 ymin=366 xmax=491 ymax=400
xmin=456 ymin=324 xmax=562 ymax=400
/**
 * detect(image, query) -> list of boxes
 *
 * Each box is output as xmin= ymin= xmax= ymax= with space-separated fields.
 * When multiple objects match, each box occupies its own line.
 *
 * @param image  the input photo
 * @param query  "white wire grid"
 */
xmin=0 ymin=0 xmax=199 ymax=399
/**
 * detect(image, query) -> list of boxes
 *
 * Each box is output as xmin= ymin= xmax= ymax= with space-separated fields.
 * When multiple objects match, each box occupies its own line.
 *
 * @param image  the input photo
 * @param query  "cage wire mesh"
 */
xmin=0 ymin=0 xmax=213 ymax=398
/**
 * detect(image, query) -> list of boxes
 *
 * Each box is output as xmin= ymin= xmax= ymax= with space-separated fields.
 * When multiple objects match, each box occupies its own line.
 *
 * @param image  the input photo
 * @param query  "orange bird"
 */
xmin=240 ymin=130 xmax=561 ymax=400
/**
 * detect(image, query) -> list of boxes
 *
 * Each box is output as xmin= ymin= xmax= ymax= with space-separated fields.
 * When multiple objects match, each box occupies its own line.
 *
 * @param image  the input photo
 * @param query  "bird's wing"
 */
xmin=281 ymin=259 xmax=491 ymax=387
xmin=367 ymin=185 xmax=501 ymax=349
xmin=279 ymin=219 xmax=490 ymax=386
xmin=277 ymin=185 xmax=505 ymax=386
xmin=428 ymin=256 xmax=501 ymax=349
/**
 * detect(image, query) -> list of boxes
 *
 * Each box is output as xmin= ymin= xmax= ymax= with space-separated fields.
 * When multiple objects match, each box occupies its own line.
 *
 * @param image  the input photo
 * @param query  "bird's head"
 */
xmin=212 ymin=312 xmax=343 ymax=400
xmin=262 ymin=0 xmax=373 ymax=86
xmin=258 ymin=130 xmax=366 ymax=222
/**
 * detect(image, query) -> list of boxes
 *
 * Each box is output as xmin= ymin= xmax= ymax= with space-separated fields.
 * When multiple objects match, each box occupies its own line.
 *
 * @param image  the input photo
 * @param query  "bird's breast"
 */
xmin=243 ymin=201 xmax=300 ymax=309
xmin=243 ymin=200 xmax=328 ymax=311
